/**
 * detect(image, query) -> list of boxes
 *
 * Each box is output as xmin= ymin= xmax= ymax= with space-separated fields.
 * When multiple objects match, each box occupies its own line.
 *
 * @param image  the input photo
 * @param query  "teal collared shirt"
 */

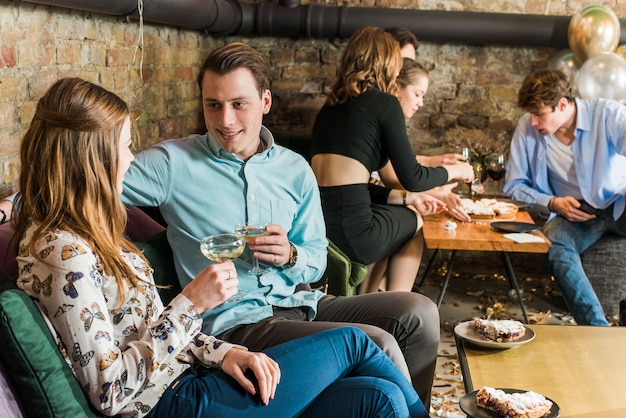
xmin=504 ymin=98 xmax=626 ymax=220
xmin=122 ymin=127 xmax=327 ymax=335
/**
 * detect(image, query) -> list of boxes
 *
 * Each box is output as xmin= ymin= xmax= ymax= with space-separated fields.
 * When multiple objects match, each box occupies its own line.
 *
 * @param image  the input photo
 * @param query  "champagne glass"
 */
xmin=486 ymin=153 xmax=507 ymax=195
xmin=200 ymin=233 xmax=245 ymax=302
xmin=235 ymin=223 xmax=270 ymax=275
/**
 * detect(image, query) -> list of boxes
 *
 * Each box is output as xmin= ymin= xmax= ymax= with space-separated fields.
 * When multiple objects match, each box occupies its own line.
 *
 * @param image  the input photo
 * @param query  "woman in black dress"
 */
xmin=311 ymin=27 xmax=473 ymax=292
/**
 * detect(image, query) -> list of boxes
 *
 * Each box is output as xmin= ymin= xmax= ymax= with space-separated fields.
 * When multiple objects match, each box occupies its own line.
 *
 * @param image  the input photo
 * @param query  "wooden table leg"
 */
xmin=500 ymin=251 xmax=529 ymax=323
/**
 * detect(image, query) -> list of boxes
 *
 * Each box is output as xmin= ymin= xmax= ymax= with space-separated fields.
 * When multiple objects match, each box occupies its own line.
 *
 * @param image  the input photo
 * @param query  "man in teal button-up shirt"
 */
xmin=121 ymin=42 xmax=440 ymax=407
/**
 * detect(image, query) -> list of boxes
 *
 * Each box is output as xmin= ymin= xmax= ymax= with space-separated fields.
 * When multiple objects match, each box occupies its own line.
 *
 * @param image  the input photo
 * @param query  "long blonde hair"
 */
xmin=326 ymin=27 xmax=403 ymax=106
xmin=15 ymin=78 xmax=147 ymax=307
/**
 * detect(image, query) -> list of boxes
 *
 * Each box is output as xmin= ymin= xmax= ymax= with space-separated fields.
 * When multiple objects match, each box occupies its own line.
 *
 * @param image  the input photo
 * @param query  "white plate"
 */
xmin=454 ymin=320 xmax=535 ymax=349
xmin=460 ymin=388 xmax=560 ymax=418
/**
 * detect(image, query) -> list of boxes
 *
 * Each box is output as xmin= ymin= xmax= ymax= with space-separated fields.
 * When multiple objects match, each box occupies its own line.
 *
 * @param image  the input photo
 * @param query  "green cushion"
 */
xmin=316 ymin=240 xmax=367 ymax=297
xmin=0 ymin=231 xmax=181 ymax=417
xmin=0 ymin=280 xmax=103 ymax=418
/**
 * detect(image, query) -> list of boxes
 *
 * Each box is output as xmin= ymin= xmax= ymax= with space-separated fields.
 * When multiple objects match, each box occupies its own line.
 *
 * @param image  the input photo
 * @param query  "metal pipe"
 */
xmin=21 ymin=0 xmax=626 ymax=47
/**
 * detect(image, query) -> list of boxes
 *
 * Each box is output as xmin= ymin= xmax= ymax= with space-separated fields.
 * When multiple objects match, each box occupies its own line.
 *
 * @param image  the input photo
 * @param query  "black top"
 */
xmin=311 ymin=88 xmax=448 ymax=192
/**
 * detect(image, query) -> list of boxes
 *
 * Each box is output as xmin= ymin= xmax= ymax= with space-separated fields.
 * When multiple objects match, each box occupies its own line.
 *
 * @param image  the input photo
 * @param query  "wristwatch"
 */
xmin=284 ymin=242 xmax=298 ymax=268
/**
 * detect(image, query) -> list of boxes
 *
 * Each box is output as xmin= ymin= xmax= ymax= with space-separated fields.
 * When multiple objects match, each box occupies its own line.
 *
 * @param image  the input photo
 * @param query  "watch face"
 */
xmin=289 ymin=243 xmax=298 ymax=265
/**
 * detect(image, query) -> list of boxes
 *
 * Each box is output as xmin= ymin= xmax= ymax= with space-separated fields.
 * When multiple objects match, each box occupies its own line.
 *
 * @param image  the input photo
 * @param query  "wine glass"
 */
xmin=200 ymin=233 xmax=245 ymax=302
xmin=486 ymin=154 xmax=507 ymax=195
xmin=235 ymin=223 xmax=270 ymax=275
xmin=459 ymin=147 xmax=472 ymax=196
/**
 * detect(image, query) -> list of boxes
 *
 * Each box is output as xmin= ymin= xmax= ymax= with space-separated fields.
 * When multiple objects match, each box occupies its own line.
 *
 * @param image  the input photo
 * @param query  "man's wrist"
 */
xmin=283 ymin=242 xmax=298 ymax=268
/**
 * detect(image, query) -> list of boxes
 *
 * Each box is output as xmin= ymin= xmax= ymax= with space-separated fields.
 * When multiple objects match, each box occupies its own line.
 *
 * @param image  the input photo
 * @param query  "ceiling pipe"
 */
xmin=21 ymin=0 xmax=626 ymax=47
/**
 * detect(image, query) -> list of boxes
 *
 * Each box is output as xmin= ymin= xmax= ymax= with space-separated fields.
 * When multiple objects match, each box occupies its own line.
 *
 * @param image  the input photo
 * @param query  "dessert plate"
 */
xmin=454 ymin=320 xmax=535 ymax=349
xmin=491 ymin=221 xmax=541 ymax=233
xmin=460 ymin=388 xmax=560 ymax=418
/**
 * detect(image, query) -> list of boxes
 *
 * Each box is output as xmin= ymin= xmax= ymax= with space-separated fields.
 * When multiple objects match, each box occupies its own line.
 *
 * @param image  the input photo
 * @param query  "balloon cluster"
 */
xmin=548 ymin=5 xmax=626 ymax=102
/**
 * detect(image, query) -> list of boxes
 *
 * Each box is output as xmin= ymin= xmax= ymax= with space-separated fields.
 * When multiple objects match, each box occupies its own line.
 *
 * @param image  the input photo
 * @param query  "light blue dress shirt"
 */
xmin=121 ymin=127 xmax=327 ymax=335
xmin=504 ymin=98 xmax=626 ymax=220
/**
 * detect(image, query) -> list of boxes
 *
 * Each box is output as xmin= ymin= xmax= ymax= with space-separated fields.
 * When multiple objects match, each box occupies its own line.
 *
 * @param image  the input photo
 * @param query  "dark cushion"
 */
xmin=581 ymin=234 xmax=626 ymax=317
xmin=134 ymin=231 xmax=182 ymax=305
xmin=273 ymin=132 xmax=312 ymax=162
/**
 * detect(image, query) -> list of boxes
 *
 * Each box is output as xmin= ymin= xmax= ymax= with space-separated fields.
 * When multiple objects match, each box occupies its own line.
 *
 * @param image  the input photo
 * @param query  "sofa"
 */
xmin=581 ymin=234 xmax=626 ymax=318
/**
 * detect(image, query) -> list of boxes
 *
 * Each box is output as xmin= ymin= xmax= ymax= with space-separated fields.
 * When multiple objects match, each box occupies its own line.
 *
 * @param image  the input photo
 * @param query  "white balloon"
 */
xmin=548 ymin=49 xmax=582 ymax=95
xmin=576 ymin=52 xmax=626 ymax=101
xmin=548 ymin=49 xmax=581 ymax=82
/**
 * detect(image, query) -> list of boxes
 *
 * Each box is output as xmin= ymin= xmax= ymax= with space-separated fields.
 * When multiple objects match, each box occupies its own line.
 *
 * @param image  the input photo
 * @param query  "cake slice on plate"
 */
xmin=473 ymin=318 xmax=525 ymax=342
xmin=476 ymin=386 xmax=553 ymax=418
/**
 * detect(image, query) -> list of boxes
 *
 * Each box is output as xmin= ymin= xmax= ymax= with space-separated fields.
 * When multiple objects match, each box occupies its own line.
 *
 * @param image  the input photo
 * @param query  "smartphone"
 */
xmin=577 ymin=201 xmax=596 ymax=215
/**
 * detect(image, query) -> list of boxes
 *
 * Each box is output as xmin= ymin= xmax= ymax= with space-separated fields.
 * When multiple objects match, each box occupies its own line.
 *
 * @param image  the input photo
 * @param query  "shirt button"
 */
xmin=250 ymin=193 xmax=255 ymax=201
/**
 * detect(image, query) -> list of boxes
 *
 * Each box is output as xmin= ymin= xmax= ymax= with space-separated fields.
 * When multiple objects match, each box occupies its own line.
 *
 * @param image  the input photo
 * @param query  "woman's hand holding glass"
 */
xmin=196 ymin=233 xmax=245 ymax=305
xmin=181 ymin=260 xmax=240 ymax=312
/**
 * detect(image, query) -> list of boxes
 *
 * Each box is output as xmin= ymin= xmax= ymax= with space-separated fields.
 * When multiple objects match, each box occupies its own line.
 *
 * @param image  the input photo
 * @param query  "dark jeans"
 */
xmin=149 ymin=327 xmax=428 ymax=417
xmin=544 ymin=205 xmax=626 ymax=325
xmin=217 ymin=292 xmax=440 ymax=408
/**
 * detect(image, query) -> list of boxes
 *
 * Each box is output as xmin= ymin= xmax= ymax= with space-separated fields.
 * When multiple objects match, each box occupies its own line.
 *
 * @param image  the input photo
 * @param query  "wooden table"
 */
xmin=456 ymin=324 xmax=626 ymax=417
xmin=420 ymin=211 xmax=550 ymax=322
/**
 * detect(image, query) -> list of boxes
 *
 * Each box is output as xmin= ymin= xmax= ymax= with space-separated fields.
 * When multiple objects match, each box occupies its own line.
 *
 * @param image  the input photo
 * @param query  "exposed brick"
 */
xmin=0 ymin=45 xmax=17 ymax=68
xmin=0 ymin=103 xmax=15 ymax=129
xmin=106 ymin=48 xmax=134 ymax=67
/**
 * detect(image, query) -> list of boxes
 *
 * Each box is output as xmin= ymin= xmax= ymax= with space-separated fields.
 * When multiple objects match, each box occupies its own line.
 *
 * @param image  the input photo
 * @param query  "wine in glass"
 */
xmin=200 ymin=233 xmax=245 ymax=302
xmin=486 ymin=154 xmax=507 ymax=194
xmin=235 ymin=223 xmax=270 ymax=275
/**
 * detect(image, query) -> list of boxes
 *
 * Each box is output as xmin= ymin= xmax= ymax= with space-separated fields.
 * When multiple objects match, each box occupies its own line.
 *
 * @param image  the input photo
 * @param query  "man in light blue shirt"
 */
xmin=504 ymin=68 xmax=626 ymax=326
xmin=121 ymin=42 xmax=440 ymax=406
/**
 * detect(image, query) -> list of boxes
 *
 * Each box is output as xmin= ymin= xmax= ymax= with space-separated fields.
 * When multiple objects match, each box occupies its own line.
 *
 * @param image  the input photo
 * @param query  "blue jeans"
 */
xmin=149 ymin=327 xmax=428 ymax=418
xmin=543 ymin=206 xmax=626 ymax=325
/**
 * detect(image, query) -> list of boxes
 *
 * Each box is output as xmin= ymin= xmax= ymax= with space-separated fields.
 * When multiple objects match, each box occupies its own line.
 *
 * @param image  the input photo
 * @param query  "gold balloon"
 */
xmin=617 ymin=45 xmax=626 ymax=60
xmin=568 ymin=5 xmax=621 ymax=63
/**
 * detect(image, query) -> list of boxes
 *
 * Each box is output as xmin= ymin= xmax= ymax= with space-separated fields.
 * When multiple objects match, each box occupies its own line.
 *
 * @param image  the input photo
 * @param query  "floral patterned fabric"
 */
xmin=16 ymin=225 xmax=239 ymax=417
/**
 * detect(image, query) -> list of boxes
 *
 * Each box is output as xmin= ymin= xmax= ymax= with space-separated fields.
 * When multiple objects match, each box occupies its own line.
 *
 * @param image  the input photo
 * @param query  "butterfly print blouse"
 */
xmin=17 ymin=226 xmax=240 ymax=417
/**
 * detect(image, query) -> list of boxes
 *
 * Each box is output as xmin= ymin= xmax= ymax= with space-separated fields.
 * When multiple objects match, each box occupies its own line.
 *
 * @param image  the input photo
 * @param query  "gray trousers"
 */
xmin=216 ymin=291 xmax=440 ymax=407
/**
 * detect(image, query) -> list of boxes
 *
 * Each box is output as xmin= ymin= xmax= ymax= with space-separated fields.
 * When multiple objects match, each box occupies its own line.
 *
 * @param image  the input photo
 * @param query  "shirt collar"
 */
xmin=207 ymin=125 xmax=276 ymax=160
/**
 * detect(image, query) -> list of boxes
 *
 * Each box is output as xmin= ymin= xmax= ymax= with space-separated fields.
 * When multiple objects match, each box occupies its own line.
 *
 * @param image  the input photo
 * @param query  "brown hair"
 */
xmin=385 ymin=27 xmax=419 ymax=52
xmin=517 ymin=69 xmax=575 ymax=113
xmin=197 ymin=42 xmax=270 ymax=97
xmin=15 ymin=77 xmax=146 ymax=308
xmin=397 ymin=58 xmax=429 ymax=90
xmin=326 ymin=27 xmax=403 ymax=106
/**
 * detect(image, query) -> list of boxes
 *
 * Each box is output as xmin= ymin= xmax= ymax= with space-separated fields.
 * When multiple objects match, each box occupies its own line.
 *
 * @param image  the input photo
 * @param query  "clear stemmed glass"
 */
xmin=460 ymin=147 xmax=473 ymax=197
xmin=486 ymin=153 xmax=507 ymax=195
xmin=200 ymin=233 xmax=246 ymax=302
xmin=235 ymin=223 xmax=270 ymax=275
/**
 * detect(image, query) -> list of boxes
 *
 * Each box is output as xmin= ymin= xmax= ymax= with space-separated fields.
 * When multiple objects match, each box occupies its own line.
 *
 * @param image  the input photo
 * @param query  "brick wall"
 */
xmin=0 ymin=0 xmax=624 ymax=198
